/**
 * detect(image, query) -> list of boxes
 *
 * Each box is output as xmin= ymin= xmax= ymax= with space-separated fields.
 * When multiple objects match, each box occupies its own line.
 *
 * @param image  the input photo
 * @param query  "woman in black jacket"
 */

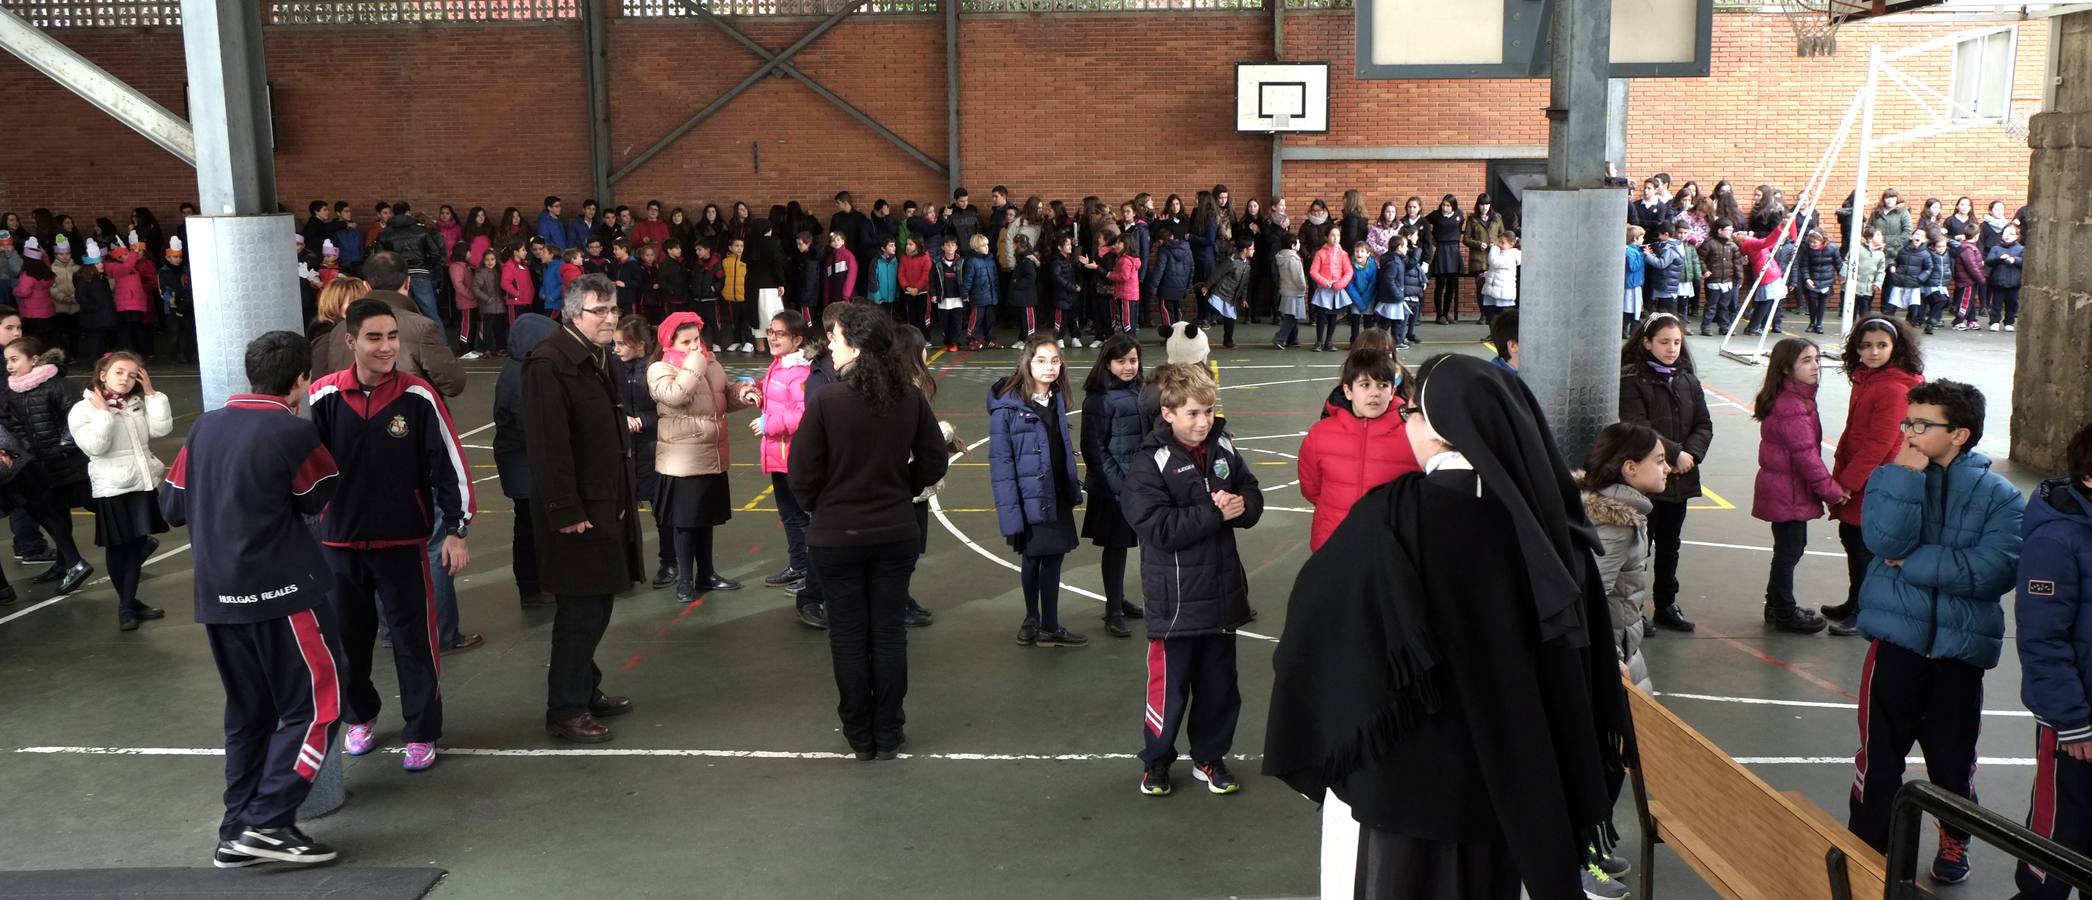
xmin=1 ymin=338 xmax=93 ymax=592
xmin=1079 ymin=334 xmax=1146 ymax=637
xmin=1422 ymin=194 xmax=1466 ymax=324
xmin=1339 ymin=190 xmax=1370 ymax=260
xmin=787 ymin=303 xmax=949 ymax=760
xmin=1617 ymin=314 xmax=1712 ymax=632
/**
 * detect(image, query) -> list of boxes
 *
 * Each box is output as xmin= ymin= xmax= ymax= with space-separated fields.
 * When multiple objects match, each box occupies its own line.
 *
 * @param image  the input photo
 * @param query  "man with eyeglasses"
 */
xmin=1846 ymin=379 xmax=2024 ymax=885
xmin=524 ymin=274 xmax=644 ymax=744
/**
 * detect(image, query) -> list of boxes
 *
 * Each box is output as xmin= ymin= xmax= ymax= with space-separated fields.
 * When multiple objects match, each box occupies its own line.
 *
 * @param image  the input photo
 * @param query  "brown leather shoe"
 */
xmin=441 ymin=633 xmax=484 ymax=654
xmin=548 ymin=714 xmax=612 ymax=743
xmin=589 ymin=695 xmax=633 ymax=718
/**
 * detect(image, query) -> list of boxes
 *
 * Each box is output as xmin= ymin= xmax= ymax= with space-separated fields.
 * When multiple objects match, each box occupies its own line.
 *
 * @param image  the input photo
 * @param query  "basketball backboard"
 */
xmin=1236 ymin=62 xmax=1331 ymax=133
xmin=1355 ymin=0 xmax=1712 ymax=80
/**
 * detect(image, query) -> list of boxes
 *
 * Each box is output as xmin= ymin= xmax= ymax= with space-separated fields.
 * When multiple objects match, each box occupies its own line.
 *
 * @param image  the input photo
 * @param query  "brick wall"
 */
xmin=0 ymin=9 xmax=2045 ymax=225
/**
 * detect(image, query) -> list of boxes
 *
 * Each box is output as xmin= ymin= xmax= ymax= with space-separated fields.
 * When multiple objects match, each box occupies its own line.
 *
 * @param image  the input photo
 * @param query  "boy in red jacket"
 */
xmin=1297 ymin=348 xmax=1420 ymax=551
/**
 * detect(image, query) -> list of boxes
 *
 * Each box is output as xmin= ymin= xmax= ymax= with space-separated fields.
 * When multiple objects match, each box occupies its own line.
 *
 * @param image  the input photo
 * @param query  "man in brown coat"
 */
xmin=309 ymin=252 xmax=466 ymax=398
xmin=524 ymin=273 xmax=644 ymax=743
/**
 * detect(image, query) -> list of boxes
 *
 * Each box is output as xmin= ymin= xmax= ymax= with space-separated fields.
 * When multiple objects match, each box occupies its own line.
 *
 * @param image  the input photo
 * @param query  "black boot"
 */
xmin=1653 ymin=604 xmax=1696 ymax=632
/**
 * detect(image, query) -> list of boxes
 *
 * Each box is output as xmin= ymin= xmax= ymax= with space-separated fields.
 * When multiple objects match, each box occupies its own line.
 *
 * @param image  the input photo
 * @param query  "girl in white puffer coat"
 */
xmin=1578 ymin=421 xmax=1673 ymax=693
xmin=67 ymin=351 xmax=172 ymax=631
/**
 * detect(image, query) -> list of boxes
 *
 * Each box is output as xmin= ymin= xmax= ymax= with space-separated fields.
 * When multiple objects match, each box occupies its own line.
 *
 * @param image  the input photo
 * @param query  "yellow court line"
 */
xmin=1692 ymin=487 xmax=1737 ymax=511
xmin=739 ymin=484 xmax=776 ymax=512
xmin=928 ymin=348 xmax=947 ymax=365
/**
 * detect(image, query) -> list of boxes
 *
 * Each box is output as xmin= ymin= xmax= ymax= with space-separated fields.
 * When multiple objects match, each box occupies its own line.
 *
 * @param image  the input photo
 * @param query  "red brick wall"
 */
xmin=0 ymin=9 xmax=2043 ymax=224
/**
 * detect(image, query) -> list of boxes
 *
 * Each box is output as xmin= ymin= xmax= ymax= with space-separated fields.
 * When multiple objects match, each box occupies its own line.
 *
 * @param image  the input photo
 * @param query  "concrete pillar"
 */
xmin=1521 ymin=188 xmax=1628 ymax=457
xmin=2008 ymin=10 xmax=2092 ymax=471
xmin=1607 ymin=78 xmax=1630 ymax=174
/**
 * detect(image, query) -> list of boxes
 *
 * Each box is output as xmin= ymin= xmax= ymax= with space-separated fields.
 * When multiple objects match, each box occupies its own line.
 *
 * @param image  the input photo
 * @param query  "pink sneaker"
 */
xmin=402 ymin=742 xmax=437 ymax=772
xmin=343 ymin=723 xmax=375 ymax=757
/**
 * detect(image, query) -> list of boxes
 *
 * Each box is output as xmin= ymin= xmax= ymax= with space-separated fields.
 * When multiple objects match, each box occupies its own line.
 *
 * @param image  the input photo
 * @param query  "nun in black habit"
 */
xmin=1263 ymin=354 xmax=1629 ymax=900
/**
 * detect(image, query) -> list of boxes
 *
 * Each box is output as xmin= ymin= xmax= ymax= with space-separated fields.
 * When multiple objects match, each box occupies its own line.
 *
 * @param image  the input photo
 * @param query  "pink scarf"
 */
xmin=8 ymin=363 xmax=57 ymax=393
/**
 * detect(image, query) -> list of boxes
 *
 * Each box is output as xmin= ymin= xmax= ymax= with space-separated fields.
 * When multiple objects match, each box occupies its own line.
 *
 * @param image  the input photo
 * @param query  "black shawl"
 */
xmin=1263 ymin=356 xmax=1627 ymax=900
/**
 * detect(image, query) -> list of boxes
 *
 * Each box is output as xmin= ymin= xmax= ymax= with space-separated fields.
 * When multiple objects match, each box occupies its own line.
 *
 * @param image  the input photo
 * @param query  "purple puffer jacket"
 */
xmin=1753 ymin=379 xmax=1844 ymax=523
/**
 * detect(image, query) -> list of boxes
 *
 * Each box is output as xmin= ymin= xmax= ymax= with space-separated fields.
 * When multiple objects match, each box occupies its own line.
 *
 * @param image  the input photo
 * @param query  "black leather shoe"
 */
xmin=1819 ymin=601 xmax=1855 ymax=621
xmin=1827 ymin=618 xmax=1861 ymax=637
xmin=0 ymin=584 xmax=15 ymax=605
xmin=1104 ymin=616 xmax=1132 ymax=638
xmin=765 ymin=566 xmax=806 ymax=587
xmin=651 ymin=565 xmax=676 ymax=588
xmin=701 ymin=575 xmax=742 ymax=592
xmin=797 ymin=603 xmax=828 ymax=629
xmin=1120 ymin=601 xmax=1143 ymax=619
xmin=118 ymin=614 xmax=139 ymax=632
xmin=132 ymin=604 xmax=165 ymax=620
xmin=57 ymin=561 xmax=94 ymax=594
xmin=903 ymin=606 xmax=933 ymax=628
xmin=589 ymin=695 xmax=633 ymax=718
xmin=1654 ymin=604 xmax=1696 ymax=632
xmin=31 ymin=563 xmax=63 ymax=584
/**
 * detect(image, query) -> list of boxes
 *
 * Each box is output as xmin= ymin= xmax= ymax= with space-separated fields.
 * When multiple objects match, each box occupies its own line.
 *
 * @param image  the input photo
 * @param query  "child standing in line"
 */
xmin=1006 ymin=234 xmax=1040 ymax=336
xmin=753 ymin=310 xmax=816 ymax=597
xmin=989 ymin=332 xmax=1087 ymax=648
xmin=1642 ymin=221 xmax=1687 ymax=316
xmin=721 ymin=237 xmax=751 ymax=352
xmin=1820 ymin=317 xmax=1925 ymax=633
xmin=1847 ymin=227 xmax=1887 ymax=319
xmin=965 ymin=233 xmax=1004 ymax=350
xmin=448 ymin=242 xmax=475 ymax=357
xmin=657 ymin=241 xmax=690 ymax=317
xmin=869 ymin=236 xmax=900 ymax=313
xmin=1984 ymin=223 xmax=2022 ymax=332
xmin=1481 ymin=231 xmax=1521 ymax=323
xmin=1371 ymin=238 xmax=1413 ymax=353
xmin=1618 ymin=314 xmax=1714 ymax=633
xmin=1123 ymin=362 xmax=1260 ymax=798
xmin=1297 ymin=348 xmax=1419 ymax=553
xmin=1885 ymin=227 xmax=1934 ymax=328
xmin=1080 ymin=333 xmax=1148 ymax=638
xmin=614 ymin=317 xmax=675 ymax=590
xmin=505 ymin=243 xmax=536 ymax=341
xmin=474 ymin=248 xmax=506 ymax=357
xmin=1750 ymin=338 xmax=1841 ymax=634
xmin=67 ymin=351 xmax=172 ymax=631
xmin=1794 ymin=230 xmax=1842 ymax=335
xmin=1273 ymin=234 xmax=1307 ymax=352
xmin=1204 ymin=236 xmax=1252 ymax=354
xmin=2012 ymin=419 xmax=2092 ymax=900
xmin=1105 ymin=234 xmax=1142 ymax=339
xmin=1144 ymin=222 xmax=1193 ymax=332
xmin=897 ymin=236 xmax=931 ymax=329
xmin=1044 ymin=234 xmax=1082 ymax=347
xmin=1343 ymin=242 xmax=1377 ymax=346
xmin=1306 ymin=227 xmax=1353 ymax=353
xmin=1622 ymin=226 xmax=1647 ymax=338
xmin=824 ymin=230 xmax=859 ymax=310
xmin=1736 ymin=214 xmax=1790 ymax=337
xmin=1580 ymin=422 xmax=1671 ymax=692
xmin=648 ymin=312 xmax=759 ymax=604
xmin=1949 ymin=223 xmax=1987 ymax=331
xmin=687 ymin=243 xmax=723 ymax=348
xmin=1922 ymin=232 xmax=1953 ymax=333
xmin=1847 ymin=380 xmax=2024 ymax=885
xmin=789 ymin=232 xmax=823 ymax=319
xmin=933 ymin=235 xmax=967 ymax=351
xmin=532 ymin=243 xmax=563 ymax=316
xmin=1698 ymin=217 xmax=1744 ymax=336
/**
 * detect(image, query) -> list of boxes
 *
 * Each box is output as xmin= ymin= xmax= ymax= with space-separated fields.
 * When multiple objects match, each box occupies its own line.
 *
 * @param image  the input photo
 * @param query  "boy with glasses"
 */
xmin=1847 ymin=379 xmax=2025 ymax=884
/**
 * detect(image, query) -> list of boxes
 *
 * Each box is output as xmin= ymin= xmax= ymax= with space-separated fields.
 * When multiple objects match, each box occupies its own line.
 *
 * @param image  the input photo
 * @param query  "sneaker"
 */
xmin=1193 ymin=760 xmax=1240 ymax=794
xmin=1015 ymin=617 xmax=1039 ymax=646
xmin=343 ymin=723 xmax=375 ymax=756
xmin=1057 ymin=339 xmax=1066 ymax=348
xmin=1931 ymin=834 xmax=1971 ymax=884
xmin=1988 ymin=323 xmax=2000 ymax=332
xmin=1033 ymin=626 xmax=1088 ymax=647
xmin=711 ymin=343 xmax=722 ymax=352
xmin=402 ymin=742 xmax=437 ymax=772
xmin=1072 ymin=338 xmax=1085 ymax=349
xmin=213 ymin=840 xmax=262 ymax=868
xmin=1582 ymin=862 xmax=1630 ymax=899
xmin=459 ymin=351 xmax=484 ymax=360
xmin=765 ymin=566 xmax=806 ymax=587
xmin=13 ymin=548 xmax=55 ymax=564
xmin=796 ymin=603 xmax=827 ymax=629
xmin=232 ymin=827 xmax=338 ymax=865
xmin=1140 ymin=762 xmax=1173 ymax=797
xmin=2007 ymin=324 xmax=2015 ymax=332
xmin=1591 ymin=844 xmax=1630 ymax=877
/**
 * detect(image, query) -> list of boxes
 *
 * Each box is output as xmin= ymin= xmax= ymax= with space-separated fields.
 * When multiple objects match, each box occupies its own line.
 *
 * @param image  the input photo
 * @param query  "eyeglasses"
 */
xmin=764 ymin=329 xmax=793 ymax=338
xmin=1899 ymin=418 xmax=1957 ymax=435
xmin=577 ymin=305 xmax=618 ymax=319
xmin=1397 ymin=406 xmax=1423 ymax=422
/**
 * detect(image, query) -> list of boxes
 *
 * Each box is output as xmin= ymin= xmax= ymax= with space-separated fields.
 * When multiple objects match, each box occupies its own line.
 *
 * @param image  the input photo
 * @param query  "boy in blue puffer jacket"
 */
xmin=1121 ymin=363 xmax=1262 ymax=800
xmin=1848 ymin=379 xmax=2025 ymax=883
xmin=2013 ymin=419 xmax=2092 ymax=900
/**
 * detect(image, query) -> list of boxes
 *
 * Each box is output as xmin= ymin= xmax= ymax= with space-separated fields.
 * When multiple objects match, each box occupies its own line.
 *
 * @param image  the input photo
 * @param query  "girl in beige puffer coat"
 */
xmin=1579 ymin=422 xmax=1673 ymax=693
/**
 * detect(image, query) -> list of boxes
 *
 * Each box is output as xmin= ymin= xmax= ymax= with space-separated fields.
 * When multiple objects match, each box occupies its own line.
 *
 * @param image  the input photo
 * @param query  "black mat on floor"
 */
xmin=0 ymin=866 xmax=445 ymax=898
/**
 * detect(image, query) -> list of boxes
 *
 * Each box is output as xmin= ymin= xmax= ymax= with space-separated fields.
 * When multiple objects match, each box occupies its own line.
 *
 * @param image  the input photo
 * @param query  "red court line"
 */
xmin=1695 ymin=623 xmax=1857 ymax=700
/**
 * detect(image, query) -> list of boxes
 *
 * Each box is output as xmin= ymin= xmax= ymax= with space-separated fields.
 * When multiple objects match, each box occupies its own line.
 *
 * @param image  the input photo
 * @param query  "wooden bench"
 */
xmin=1627 ymin=684 xmax=1889 ymax=898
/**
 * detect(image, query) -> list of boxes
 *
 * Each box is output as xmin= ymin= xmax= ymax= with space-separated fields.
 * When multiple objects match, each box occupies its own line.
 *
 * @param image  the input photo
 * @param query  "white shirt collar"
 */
xmin=1423 ymin=450 xmax=1473 ymax=473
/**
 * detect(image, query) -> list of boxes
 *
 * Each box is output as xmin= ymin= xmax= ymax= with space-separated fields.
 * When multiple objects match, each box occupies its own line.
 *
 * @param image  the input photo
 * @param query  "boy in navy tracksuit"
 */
xmin=309 ymin=298 xmax=476 ymax=772
xmin=2014 ymin=420 xmax=2092 ymax=899
xmin=161 ymin=331 xmax=344 ymax=867
xmin=1120 ymin=363 xmax=1262 ymax=799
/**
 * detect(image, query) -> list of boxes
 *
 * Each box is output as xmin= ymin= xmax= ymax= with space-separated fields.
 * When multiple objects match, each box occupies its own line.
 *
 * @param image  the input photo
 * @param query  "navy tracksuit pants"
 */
xmin=1848 ymin=639 xmax=1984 ymax=852
xmin=2016 ymin=725 xmax=2092 ymax=898
xmin=207 ymin=608 xmax=343 ymax=842
xmin=324 ymin=545 xmax=444 ymax=743
xmin=1140 ymin=634 xmax=1242 ymax=766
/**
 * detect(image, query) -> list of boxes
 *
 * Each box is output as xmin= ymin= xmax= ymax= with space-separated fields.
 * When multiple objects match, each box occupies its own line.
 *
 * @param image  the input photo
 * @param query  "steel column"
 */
xmin=676 ymin=0 xmax=947 ymax=178
xmin=1544 ymin=0 xmax=1610 ymax=188
xmin=611 ymin=0 xmax=873 ymax=185
xmin=1605 ymin=78 xmax=1630 ymax=174
xmin=945 ymin=0 xmax=961 ymax=192
xmin=581 ymin=0 xmax=614 ymax=205
xmin=181 ymin=0 xmax=274 ymax=214
xmin=0 ymin=7 xmax=194 ymax=165
xmin=1269 ymin=0 xmax=1283 ymax=199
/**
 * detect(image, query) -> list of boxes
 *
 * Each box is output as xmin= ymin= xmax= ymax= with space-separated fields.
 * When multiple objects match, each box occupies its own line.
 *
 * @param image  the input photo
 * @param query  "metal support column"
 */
xmin=1270 ymin=0 xmax=1284 ymax=199
xmin=0 ymin=7 xmax=195 ymax=164
xmin=1523 ymin=0 xmax=1622 ymax=458
xmin=945 ymin=0 xmax=961 ymax=193
xmin=183 ymin=0 xmax=274 ymax=215
xmin=581 ymin=0 xmax=613 ymax=205
xmin=1605 ymin=78 xmax=1630 ymax=174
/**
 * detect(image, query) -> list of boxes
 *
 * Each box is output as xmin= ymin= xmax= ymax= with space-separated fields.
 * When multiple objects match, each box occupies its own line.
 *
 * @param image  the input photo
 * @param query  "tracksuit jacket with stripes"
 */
xmin=308 ymin=369 xmax=476 ymax=548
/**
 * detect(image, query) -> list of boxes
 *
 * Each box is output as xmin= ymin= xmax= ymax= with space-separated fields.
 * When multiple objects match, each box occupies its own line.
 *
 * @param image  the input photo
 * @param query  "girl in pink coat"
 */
xmin=751 ymin=309 xmax=814 ymax=587
xmin=1751 ymin=337 xmax=1846 ymax=634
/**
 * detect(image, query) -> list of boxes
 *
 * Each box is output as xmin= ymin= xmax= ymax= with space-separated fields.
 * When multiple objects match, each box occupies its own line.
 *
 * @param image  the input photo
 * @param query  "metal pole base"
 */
xmin=298 ymin=736 xmax=346 ymax=819
xmin=1519 ymin=187 xmax=1628 ymax=459
xmin=185 ymin=214 xmax=303 ymax=411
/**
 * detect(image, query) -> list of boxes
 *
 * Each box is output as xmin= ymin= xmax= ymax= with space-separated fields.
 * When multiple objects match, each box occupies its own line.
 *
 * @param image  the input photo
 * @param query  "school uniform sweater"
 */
xmin=308 ymin=369 xmax=475 ymax=548
xmin=160 ymin=395 xmax=339 ymax=624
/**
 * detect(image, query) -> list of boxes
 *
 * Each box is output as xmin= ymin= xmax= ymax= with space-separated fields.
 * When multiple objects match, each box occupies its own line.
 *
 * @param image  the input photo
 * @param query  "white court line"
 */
xmin=1223 ymin=377 xmax=1327 ymax=390
xmin=12 ymin=745 xmax=2031 ymax=767
xmin=462 ymin=443 xmax=492 ymax=451
xmin=1658 ymin=691 xmax=2033 ymax=718
xmin=1231 ymin=431 xmax=1308 ymax=443
xmin=0 ymin=543 xmax=192 ymax=628
xmin=474 ymin=474 xmax=502 ymax=484
xmin=1683 ymin=538 xmax=1845 ymax=559
xmin=457 ymin=422 xmax=495 ymax=439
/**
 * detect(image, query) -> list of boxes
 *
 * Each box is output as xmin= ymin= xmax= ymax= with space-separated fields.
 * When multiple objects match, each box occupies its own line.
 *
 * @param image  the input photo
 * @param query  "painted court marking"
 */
xmin=0 ymin=543 xmax=193 ymax=628
xmin=1658 ymin=690 xmax=2033 ymax=719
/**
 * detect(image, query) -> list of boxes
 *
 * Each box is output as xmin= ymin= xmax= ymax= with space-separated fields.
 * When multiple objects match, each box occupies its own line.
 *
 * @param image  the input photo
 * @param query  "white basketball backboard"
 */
xmin=1235 ymin=62 xmax=1330 ymax=134
xmin=1355 ymin=0 xmax=1712 ymax=79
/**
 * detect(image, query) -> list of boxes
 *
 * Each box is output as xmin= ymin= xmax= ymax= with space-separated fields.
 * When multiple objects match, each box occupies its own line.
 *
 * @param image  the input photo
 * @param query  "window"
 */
xmin=1 ymin=0 xmax=181 ymax=27
xmin=1949 ymin=27 xmax=2014 ymax=122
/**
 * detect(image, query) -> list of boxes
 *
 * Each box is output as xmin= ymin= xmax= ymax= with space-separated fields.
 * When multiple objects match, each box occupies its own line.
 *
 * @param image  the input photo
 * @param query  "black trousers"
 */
xmin=1765 ymin=520 xmax=1808 ymax=613
xmin=548 ymin=593 xmax=614 ymax=721
xmin=323 ymin=545 xmax=443 ymax=743
xmin=1839 ymin=522 xmax=1871 ymax=612
xmin=21 ymin=484 xmax=83 ymax=568
xmin=1140 ymin=633 xmax=1241 ymax=766
xmin=813 ymin=540 xmax=917 ymax=753
xmin=1802 ymin=288 xmax=1829 ymax=329
xmin=1355 ymin=829 xmax=1522 ymax=900
xmin=512 ymin=499 xmax=542 ymax=598
xmin=10 ymin=506 xmax=48 ymax=556
xmin=1849 ymin=639 xmax=1984 ymax=851
xmin=207 ymin=608 xmax=342 ymax=842
xmin=2016 ymin=725 xmax=2092 ymax=899
xmin=1648 ymin=498 xmax=1689 ymax=609
xmin=672 ymin=526 xmax=715 ymax=593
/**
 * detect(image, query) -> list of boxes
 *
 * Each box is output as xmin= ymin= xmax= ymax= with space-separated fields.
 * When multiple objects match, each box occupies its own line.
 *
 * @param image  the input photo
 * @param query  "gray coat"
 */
xmin=1585 ymin=483 xmax=1652 ymax=692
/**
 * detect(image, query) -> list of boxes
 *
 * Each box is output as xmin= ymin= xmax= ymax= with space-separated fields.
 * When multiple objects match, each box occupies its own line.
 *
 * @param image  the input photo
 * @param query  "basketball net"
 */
xmin=1778 ymin=0 xmax=1862 ymax=57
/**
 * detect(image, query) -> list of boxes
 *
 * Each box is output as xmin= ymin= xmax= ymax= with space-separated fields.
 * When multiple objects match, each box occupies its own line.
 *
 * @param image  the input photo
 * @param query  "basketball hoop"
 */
xmin=2003 ymin=99 xmax=2034 ymax=142
xmin=1778 ymin=0 xmax=1862 ymax=58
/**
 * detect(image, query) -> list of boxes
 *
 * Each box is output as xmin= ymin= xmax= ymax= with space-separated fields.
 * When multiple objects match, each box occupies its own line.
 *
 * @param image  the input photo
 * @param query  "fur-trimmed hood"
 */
xmin=1581 ymin=482 xmax=1652 ymax=528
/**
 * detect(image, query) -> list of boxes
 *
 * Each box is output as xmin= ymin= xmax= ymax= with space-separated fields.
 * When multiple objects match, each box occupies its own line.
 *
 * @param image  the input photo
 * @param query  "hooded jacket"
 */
xmin=1618 ymin=361 xmax=1713 ymax=503
xmin=376 ymin=218 xmax=443 ymax=274
xmin=824 ymin=245 xmax=859 ymax=304
xmin=1986 ymin=241 xmax=2024 ymax=290
xmin=1697 ymin=236 xmax=1743 ymax=285
xmin=1309 ymin=242 xmax=1353 ymax=293
xmin=472 ymin=264 xmax=504 ymax=313
xmin=1142 ymin=238 xmax=1194 ymax=302
xmin=1889 ymin=241 xmax=1937 ymax=290
xmin=11 ymin=264 xmax=54 ymax=319
xmin=494 ymin=314 xmax=559 ymax=499
xmin=1795 ymin=240 xmax=1843 ymax=292
xmin=68 ymin=389 xmax=173 ymax=499
xmin=2016 ymin=479 xmax=2092 ymax=743
xmin=1120 ymin=415 xmax=1262 ymax=638
xmin=2 ymin=365 xmax=88 ymax=490
xmin=1344 ymin=255 xmax=1378 ymax=312
xmin=1951 ymin=238 xmax=1988 ymax=292
xmin=1857 ymin=451 xmax=2026 ymax=669
xmin=1752 ymin=380 xmax=1844 ymax=523
xmin=1080 ymin=376 xmax=1146 ymax=504
xmin=986 ymin=378 xmax=1082 ymax=538
xmin=757 ymin=348 xmax=812 ymax=474
xmin=1585 ymin=483 xmax=1652 ymax=690
xmin=1643 ymin=239 xmax=1686 ymax=296
xmin=1829 ymin=364 xmax=1924 ymax=527
xmin=648 ymin=324 xmax=751 ymax=478
xmin=964 ymin=250 xmax=1001 ymax=307
xmin=1299 ymin=392 xmax=1419 ymax=551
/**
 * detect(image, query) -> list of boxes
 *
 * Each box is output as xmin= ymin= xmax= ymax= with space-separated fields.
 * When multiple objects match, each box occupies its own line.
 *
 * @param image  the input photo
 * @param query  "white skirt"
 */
xmin=1482 ymin=292 xmax=1516 ymax=308
xmin=1207 ymin=293 xmax=1238 ymax=321
xmin=1372 ymin=301 xmax=1404 ymax=320
xmin=1886 ymin=286 xmax=1920 ymax=308
xmin=1623 ymin=287 xmax=1643 ymax=316
xmin=1311 ymin=286 xmax=1350 ymax=311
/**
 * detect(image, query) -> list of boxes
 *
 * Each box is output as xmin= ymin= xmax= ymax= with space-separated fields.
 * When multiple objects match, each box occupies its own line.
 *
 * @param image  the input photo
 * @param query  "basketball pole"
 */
xmin=1839 ymin=45 xmax=1880 ymax=338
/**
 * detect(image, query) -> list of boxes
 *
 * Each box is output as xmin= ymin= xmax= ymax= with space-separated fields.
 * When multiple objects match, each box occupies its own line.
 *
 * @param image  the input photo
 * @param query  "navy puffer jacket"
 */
xmin=1795 ymin=240 xmax=1842 ymax=291
xmin=1120 ymin=415 xmax=1263 ymax=638
xmin=987 ymin=378 xmax=1081 ymax=538
xmin=1889 ymin=243 xmax=1936 ymax=289
xmin=1143 ymin=239 xmax=1194 ymax=302
xmin=493 ymin=314 xmax=560 ymax=500
xmin=1080 ymin=378 xmax=1144 ymax=497
xmin=2017 ymin=480 xmax=2092 ymax=741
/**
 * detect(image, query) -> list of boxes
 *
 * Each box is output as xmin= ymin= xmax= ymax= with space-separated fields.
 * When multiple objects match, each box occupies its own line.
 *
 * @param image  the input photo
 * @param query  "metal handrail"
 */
xmin=1885 ymin=780 xmax=2092 ymax=898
